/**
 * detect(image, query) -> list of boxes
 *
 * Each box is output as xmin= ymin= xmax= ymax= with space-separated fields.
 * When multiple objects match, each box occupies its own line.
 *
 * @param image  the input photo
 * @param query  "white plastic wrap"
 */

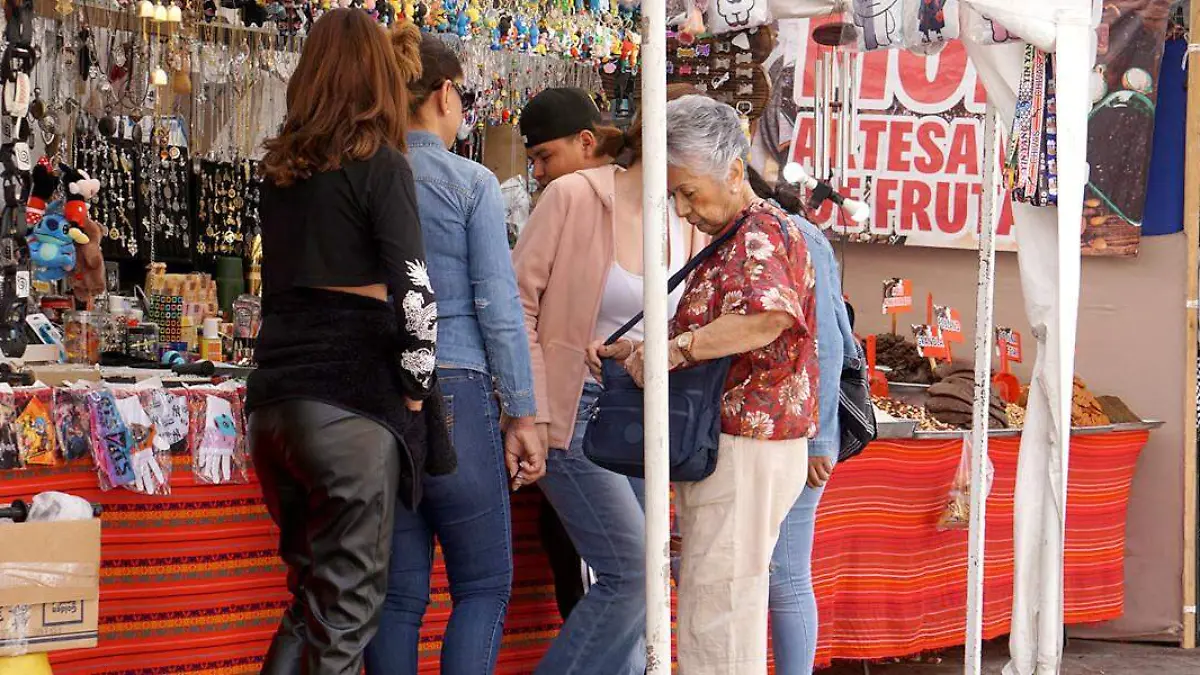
xmin=903 ymin=0 xmax=960 ymax=55
xmin=851 ymin=0 xmax=905 ymax=51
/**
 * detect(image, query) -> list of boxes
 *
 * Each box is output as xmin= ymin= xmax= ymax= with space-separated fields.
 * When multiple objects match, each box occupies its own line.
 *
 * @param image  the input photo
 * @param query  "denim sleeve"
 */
xmin=467 ymin=174 xmax=538 ymax=418
xmin=806 ymin=233 xmax=844 ymax=460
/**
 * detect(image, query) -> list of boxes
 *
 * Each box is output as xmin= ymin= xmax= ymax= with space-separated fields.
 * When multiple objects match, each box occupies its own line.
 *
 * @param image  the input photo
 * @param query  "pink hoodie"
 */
xmin=512 ymin=165 xmax=709 ymax=450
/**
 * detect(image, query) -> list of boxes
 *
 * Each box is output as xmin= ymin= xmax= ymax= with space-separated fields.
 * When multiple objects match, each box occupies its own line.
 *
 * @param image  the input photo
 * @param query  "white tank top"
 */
xmin=593 ymin=209 xmax=688 ymax=344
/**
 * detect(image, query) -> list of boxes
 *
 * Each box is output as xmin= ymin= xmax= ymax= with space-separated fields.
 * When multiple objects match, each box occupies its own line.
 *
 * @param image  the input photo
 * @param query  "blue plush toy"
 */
xmin=27 ymin=201 xmax=78 ymax=282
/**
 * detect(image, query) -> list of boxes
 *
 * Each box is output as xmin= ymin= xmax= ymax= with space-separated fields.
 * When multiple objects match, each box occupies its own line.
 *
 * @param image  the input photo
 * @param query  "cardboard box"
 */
xmin=0 ymin=519 xmax=100 ymax=656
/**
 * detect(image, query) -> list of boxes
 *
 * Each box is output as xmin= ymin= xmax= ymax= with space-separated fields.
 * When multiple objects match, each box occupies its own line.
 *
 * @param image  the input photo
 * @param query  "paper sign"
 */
xmin=934 ymin=305 xmax=964 ymax=343
xmin=912 ymin=324 xmax=950 ymax=360
xmin=996 ymin=327 xmax=1023 ymax=363
xmin=882 ymin=278 xmax=913 ymax=314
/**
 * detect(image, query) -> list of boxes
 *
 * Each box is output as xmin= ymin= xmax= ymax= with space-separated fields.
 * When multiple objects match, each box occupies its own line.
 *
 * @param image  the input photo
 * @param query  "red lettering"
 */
xmin=895 ymin=42 xmax=970 ymax=111
xmin=945 ymin=123 xmax=979 ymax=176
xmin=873 ymin=178 xmax=900 ymax=233
xmin=888 ymin=120 xmax=915 ymax=173
xmin=936 ymin=182 xmax=969 ymax=234
xmin=998 ymin=190 xmax=1015 ymax=236
xmin=792 ymin=116 xmax=815 ymax=166
xmin=900 ymin=181 xmax=934 ymax=231
xmin=859 ymin=119 xmax=888 ymax=172
xmin=858 ymin=50 xmax=890 ymax=105
xmin=913 ymin=121 xmax=946 ymax=174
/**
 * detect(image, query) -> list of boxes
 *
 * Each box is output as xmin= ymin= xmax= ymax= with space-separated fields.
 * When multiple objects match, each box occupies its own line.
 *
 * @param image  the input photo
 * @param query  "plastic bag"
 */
xmin=903 ymin=0 xmax=958 ymax=55
xmin=141 ymin=387 xmax=191 ymax=455
xmin=0 ymin=385 xmax=19 ymax=470
xmin=936 ymin=436 xmax=994 ymax=531
xmin=851 ymin=0 xmax=905 ymax=52
xmin=187 ymin=382 xmax=249 ymax=485
xmin=54 ymin=387 xmax=93 ymax=462
xmin=14 ymin=385 xmax=59 ymax=467
xmin=88 ymin=389 xmax=137 ymax=491
xmin=960 ymin=4 xmax=1019 ymax=46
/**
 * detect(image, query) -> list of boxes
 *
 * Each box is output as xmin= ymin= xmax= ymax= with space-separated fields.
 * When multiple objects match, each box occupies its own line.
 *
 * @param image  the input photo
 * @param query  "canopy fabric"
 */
xmin=764 ymin=0 xmax=1098 ymax=671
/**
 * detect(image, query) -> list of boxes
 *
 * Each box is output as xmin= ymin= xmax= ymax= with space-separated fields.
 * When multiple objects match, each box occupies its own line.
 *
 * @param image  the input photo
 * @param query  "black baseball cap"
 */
xmin=520 ymin=88 xmax=602 ymax=148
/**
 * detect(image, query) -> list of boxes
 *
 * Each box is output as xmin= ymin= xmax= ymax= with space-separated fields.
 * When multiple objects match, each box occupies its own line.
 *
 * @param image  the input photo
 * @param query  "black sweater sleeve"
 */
xmin=368 ymin=153 xmax=437 ymax=400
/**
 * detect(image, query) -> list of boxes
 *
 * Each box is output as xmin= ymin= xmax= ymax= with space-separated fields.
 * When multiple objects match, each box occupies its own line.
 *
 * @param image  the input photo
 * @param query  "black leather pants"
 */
xmin=250 ymin=400 xmax=400 ymax=675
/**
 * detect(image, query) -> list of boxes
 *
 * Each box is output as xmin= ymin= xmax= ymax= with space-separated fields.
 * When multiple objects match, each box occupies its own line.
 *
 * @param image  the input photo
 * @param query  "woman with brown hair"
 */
xmin=245 ymin=9 xmax=451 ymax=674
xmin=364 ymin=30 xmax=544 ymax=675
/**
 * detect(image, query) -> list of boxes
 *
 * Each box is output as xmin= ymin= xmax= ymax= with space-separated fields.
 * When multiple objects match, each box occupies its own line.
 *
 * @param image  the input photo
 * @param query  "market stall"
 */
xmin=0 ymin=420 xmax=1154 ymax=673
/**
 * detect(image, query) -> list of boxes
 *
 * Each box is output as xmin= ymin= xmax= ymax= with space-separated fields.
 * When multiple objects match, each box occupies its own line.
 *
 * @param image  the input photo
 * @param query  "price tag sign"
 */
xmin=15 ymin=271 xmax=30 ymax=299
xmin=996 ymin=327 xmax=1023 ymax=363
xmin=882 ymin=278 xmax=913 ymax=315
xmin=912 ymin=324 xmax=950 ymax=360
xmin=934 ymin=305 xmax=964 ymax=343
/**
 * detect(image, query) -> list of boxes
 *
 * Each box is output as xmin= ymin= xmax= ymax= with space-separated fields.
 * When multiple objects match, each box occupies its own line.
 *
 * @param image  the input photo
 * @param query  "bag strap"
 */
xmin=605 ymin=206 xmax=759 ymax=346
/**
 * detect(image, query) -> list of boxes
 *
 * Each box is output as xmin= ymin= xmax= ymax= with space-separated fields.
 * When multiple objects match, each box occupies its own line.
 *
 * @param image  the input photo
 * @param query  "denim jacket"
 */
xmin=406 ymin=131 xmax=537 ymax=418
xmin=793 ymin=216 xmax=860 ymax=460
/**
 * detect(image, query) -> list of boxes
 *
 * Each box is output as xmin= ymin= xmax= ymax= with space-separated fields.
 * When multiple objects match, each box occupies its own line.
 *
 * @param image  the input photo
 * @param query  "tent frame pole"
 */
xmin=639 ymin=0 xmax=673 ymax=669
xmin=1182 ymin=0 xmax=1200 ymax=650
xmin=964 ymin=102 xmax=1000 ymax=675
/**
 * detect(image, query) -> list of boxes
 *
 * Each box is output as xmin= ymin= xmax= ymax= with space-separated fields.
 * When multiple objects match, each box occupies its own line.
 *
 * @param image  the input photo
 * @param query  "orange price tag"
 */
xmin=911 ymin=324 xmax=950 ymax=360
xmin=996 ymin=327 xmax=1023 ymax=363
xmin=882 ymin=278 xmax=913 ymax=315
xmin=934 ymin=305 xmax=964 ymax=344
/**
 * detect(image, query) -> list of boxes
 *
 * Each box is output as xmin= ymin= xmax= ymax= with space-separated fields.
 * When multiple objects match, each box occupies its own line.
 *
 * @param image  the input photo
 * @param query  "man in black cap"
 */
xmin=520 ymin=87 xmax=615 ymax=187
xmin=517 ymin=86 xmax=619 ymax=623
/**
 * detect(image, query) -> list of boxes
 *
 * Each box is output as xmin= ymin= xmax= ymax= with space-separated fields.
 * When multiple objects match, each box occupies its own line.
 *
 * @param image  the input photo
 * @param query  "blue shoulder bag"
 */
xmin=581 ymin=212 xmax=755 ymax=482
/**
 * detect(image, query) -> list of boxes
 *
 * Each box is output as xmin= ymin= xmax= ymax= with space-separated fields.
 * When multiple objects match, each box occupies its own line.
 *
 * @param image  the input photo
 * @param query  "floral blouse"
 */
xmin=670 ymin=200 xmax=819 ymax=441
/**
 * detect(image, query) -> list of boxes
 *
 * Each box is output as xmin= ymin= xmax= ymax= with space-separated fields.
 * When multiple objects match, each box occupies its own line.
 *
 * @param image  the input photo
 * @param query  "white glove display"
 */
xmin=115 ymin=395 xmax=168 ymax=494
xmin=197 ymin=395 xmax=237 ymax=484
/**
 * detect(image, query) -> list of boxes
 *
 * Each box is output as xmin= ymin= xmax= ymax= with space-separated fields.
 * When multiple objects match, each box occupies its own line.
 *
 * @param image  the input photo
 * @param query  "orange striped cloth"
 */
xmin=0 ymin=432 xmax=1146 ymax=672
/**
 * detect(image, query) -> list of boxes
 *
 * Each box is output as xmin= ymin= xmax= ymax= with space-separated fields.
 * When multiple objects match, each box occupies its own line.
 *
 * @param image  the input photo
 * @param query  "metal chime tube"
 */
xmin=639 ymin=0 xmax=672 ymax=668
xmin=814 ymin=58 xmax=826 ymax=182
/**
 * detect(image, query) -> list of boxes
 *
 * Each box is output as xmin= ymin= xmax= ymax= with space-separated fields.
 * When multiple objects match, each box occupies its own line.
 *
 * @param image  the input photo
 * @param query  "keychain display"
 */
xmin=188 ymin=383 xmax=248 ymax=485
xmin=196 ymin=159 xmax=260 ymax=260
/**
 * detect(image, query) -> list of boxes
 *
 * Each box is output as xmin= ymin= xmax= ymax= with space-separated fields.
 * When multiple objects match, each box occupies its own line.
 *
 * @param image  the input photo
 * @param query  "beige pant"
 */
xmin=675 ymin=433 xmax=809 ymax=675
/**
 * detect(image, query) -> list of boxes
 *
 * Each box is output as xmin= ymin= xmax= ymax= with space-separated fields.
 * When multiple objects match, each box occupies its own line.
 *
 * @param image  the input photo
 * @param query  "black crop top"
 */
xmin=258 ymin=146 xmax=437 ymax=399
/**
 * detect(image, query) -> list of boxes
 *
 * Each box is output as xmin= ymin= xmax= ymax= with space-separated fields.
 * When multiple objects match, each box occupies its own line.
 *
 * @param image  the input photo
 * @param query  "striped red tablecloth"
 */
xmin=0 ymin=431 xmax=1147 ymax=673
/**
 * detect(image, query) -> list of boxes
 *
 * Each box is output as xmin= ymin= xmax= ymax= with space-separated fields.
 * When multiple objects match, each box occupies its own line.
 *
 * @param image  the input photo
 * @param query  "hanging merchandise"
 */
xmin=851 ymin=0 xmax=904 ymax=51
xmin=196 ymin=159 xmax=261 ymax=260
xmin=54 ymin=387 xmax=93 ymax=462
xmin=808 ymin=19 xmax=860 ymax=190
xmin=1006 ymin=44 xmax=1057 ymax=207
xmin=901 ymin=0 xmax=958 ymax=55
xmin=705 ymin=0 xmax=774 ymax=36
xmin=0 ymin=388 xmax=18 ymax=470
xmin=961 ymin=5 xmax=1019 ymax=46
xmin=187 ymin=383 xmax=248 ymax=485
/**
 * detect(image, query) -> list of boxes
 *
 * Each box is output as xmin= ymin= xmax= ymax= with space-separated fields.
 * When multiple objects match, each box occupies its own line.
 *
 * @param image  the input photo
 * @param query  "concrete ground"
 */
xmin=822 ymin=639 xmax=1200 ymax=674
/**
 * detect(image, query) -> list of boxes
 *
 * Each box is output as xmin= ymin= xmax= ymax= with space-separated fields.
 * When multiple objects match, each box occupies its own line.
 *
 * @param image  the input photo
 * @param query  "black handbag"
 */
xmin=582 ymin=212 xmax=758 ymax=482
xmin=837 ymin=347 xmax=877 ymax=463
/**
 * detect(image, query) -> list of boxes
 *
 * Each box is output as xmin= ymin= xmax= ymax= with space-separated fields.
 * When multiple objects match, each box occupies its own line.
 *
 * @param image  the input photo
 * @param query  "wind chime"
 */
xmin=810 ymin=19 xmax=860 ymax=190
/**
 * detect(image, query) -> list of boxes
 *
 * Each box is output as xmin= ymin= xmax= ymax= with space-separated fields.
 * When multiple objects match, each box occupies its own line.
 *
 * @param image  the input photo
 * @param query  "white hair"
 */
xmin=664 ymin=96 xmax=750 ymax=180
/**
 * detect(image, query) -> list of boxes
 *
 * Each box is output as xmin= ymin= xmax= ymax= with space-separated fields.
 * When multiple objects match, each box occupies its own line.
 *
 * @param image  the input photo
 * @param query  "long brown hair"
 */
xmin=605 ymin=83 xmax=703 ymax=165
xmin=262 ymin=9 xmax=412 ymax=187
xmin=402 ymin=33 xmax=464 ymax=116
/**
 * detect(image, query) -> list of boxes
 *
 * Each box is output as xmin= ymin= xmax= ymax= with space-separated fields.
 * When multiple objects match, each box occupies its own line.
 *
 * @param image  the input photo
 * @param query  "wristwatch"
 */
xmin=674 ymin=331 xmax=696 ymax=364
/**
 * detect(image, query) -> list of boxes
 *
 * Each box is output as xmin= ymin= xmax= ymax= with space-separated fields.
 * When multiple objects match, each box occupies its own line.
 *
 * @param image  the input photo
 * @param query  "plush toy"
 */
xmin=24 ymin=159 xmax=56 ymax=228
xmin=58 ymin=163 xmax=97 ymax=246
xmin=27 ymin=201 xmax=77 ymax=282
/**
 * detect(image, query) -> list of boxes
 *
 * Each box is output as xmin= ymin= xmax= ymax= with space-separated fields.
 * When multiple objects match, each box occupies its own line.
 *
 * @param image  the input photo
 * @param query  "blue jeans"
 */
xmin=768 ymin=483 xmax=825 ymax=675
xmin=366 ymin=369 xmax=513 ymax=675
xmin=535 ymin=382 xmax=647 ymax=675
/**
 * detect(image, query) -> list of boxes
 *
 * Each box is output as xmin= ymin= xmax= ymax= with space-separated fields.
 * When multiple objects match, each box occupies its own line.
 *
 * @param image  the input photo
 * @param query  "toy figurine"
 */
xmin=58 ymin=163 xmax=99 ymax=245
xmin=27 ymin=201 xmax=79 ymax=282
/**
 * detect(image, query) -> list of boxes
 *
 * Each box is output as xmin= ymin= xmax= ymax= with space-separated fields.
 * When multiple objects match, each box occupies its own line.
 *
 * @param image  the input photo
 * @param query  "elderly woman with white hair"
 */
xmin=608 ymin=96 xmax=819 ymax=673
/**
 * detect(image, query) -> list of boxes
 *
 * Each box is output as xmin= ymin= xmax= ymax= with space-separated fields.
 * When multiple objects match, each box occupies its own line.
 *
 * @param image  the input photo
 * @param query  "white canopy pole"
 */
xmin=964 ymin=102 xmax=1000 ymax=675
xmin=639 ymin=0 xmax=673 ymax=669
